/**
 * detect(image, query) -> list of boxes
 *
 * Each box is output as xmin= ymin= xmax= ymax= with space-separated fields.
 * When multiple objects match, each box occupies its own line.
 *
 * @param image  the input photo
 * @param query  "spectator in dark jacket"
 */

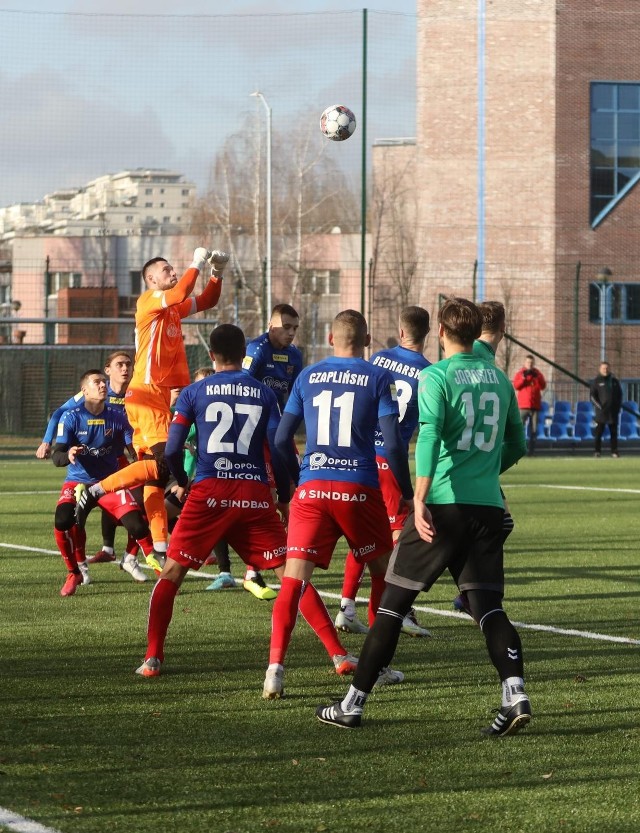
xmin=590 ymin=362 xmax=623 ymax=457
xmin=513 ymin=355 xmax=547 ymax=456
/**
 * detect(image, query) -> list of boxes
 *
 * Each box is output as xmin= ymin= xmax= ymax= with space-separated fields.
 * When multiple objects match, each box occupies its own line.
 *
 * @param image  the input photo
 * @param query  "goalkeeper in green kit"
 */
xmin=316 ymin=297 xmax=530 ymax=736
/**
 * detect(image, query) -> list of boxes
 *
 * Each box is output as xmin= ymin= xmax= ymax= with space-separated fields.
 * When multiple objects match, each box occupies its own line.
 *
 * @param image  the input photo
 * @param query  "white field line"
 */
xmin=2 ymin=541 xmax=639 ymax=646
xmin=0 ymin=807 xmax=63 ymax=833
xmin=504 ymin=483 xmax=640 ymax=494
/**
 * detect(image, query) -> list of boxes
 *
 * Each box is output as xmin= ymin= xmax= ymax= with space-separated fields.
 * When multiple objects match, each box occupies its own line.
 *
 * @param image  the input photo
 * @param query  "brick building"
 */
xmin=371 ymin=0 xmax=640 ymax=395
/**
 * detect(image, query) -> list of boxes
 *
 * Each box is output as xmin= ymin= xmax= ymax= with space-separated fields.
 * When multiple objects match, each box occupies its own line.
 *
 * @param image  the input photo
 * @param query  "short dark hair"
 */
xmin=332 ymin=309 xmax=368 ymax=348
xmin=193 ymin=366 xmax=215 ymax=380
xmin=477 ymin=301 xmax=505 ymax=333
xmin=209 ymin=324 xmax=246 ymax=364
xmin=438 ymin=298 xmax=482 ymax=346
xmin=80 ymin=369 xmax=106 ymax=388
xmin=271 ymin=303 xmax=299 ymax=320
xmin=141 ymin=257 xmax=167 ymax=280
xmin=400 ymin=306 xmax=430 ymax=343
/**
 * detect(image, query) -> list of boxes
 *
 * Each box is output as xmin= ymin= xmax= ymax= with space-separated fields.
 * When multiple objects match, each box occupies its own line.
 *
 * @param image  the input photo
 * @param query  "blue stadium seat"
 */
xmin=620 ymin=419 xmax=640 ymax=440
xmin=574 ymin=411 xmax=592 ymax=425
xmin=622 ymin=400 xmax=639 ymax=415
xmin=550 ymin=411 xmax=571 ymax=425
xmin=553 ymin=400 xmax=573 ymax=416
xmin=549 ymin=421 xmax=573 ymax=440
xmin=575 ymin=400 xmax=594 ymax=416
xmin=573 ymin=422 xmax=593 ymax=441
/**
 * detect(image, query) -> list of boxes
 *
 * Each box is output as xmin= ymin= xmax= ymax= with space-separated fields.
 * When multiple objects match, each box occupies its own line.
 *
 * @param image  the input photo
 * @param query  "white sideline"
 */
xmin=0 ymin=807 xmax=62 ymax=833
xmin=1 ymin=541 xmax=639 ymax=645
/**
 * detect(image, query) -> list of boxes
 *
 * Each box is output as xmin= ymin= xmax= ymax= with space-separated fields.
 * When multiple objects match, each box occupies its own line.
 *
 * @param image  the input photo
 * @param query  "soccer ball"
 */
xmin=320 ymin=105 xmax=356 ymax=142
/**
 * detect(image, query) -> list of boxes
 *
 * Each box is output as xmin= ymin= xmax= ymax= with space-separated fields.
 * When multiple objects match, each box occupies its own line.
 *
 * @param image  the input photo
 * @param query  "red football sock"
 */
xmin=146 ymin=578 xmax=179 ymax=663
xmin=268 ymin=576 xmax=304 ymax=666
xmin=341 ymin=550 xmax=365 ymax=600
xmin=126 ymin=533 xmax=140 ymax=556
xmin=71 ymin=525 xmax=86 ymax=563
xmin=54 ymin=528 xmax=77 ymax=572
xmin=137 ymin=535 xmax=155 ymax=557
xmin=368 ymin=573 xmax=387 ymax=626
xmin=299 ymin=583 xmax=346 ymax=658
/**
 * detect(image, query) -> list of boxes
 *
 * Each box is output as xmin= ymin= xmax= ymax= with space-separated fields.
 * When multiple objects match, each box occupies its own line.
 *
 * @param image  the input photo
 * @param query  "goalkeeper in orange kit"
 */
xmin=75 ymin=247 xmax=228 ymax=570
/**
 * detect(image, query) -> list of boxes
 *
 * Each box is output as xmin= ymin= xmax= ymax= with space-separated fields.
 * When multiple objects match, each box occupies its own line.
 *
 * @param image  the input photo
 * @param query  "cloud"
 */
xmin=0 ymin=69 xmax=177 ymax=205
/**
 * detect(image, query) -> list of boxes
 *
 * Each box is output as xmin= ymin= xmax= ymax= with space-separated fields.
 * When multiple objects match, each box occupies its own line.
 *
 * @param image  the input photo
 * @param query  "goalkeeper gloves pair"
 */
xmin=190 ymin=247 xmax=230 ymax=278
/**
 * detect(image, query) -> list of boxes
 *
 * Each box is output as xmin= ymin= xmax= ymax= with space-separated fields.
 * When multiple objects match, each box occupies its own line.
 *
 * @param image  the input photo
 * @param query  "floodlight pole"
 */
xmin=251 ymin=91 xmax=272 ymax=317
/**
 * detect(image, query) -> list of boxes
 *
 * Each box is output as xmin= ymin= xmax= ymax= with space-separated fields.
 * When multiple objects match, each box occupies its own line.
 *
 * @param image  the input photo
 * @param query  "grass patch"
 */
xmin=1 ymin=456 xmax=639 ymax=832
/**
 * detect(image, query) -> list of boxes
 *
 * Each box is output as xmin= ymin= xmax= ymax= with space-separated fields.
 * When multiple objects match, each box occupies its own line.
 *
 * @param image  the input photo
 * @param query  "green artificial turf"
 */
xmin=1 ymin=454 xmax=639 ymax=833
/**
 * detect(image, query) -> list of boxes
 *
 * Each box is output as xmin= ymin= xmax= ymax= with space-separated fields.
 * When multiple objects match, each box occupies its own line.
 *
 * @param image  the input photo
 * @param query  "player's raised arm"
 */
xmin=160 ymin=247 xmax=210 ymax=307
xmin=194 ymin=251 xmax=229 ymax=313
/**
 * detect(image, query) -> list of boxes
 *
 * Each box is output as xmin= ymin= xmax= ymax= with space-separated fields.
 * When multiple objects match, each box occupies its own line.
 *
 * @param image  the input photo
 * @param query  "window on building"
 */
xmin=182 ymin=189 xmax=190 ymax=196
xmin=590 ymin=82 xmax=640 ymax=223
xmin=301 ymin=269 xmax=341 ymax=295
xmin=589 ymin=282 xmax=640 ymax=323
xmin=145 ymin=188 xmax=152 ymax=195
xmin=52 ymin=272 xmax=82 ymax=291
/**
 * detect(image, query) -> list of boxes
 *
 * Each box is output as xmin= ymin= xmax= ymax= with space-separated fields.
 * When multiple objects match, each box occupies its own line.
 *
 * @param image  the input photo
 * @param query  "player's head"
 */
xmin=209 ymin=324 xmax=246 ymax=366
xmin=79 ymin=370 xmax=108 ymax=401
xmin=599 ymin=361 xmax=610 ymax=376
xmin=193 ymin=366 xmax=215 ymax=382
xmin=477 ymin=301 xmax=506 ymax=335
xmin=104 ymin=351 xmax=133 ymax=385
xmin=330 ymin=309 xmax=370 ymax=352
xmin=524 ymin=354 xmax=535 ymax=369
xmin=399 ymin=306 xmax=430 ymax=345
xmin=438 ymin=298 xmax=482 ymax=348
xmin=268 ymin=303 xmax=300 ymax=349
xmin=142 ymin=257 xmax=177 ymax=291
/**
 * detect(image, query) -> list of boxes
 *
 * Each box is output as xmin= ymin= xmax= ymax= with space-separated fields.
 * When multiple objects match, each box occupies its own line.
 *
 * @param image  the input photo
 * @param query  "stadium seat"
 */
xmin=622 ymin=400 xmax=639 ymax=415
xmin=575 ymin=400 xmax=594 ymax=416
xmin=550 ymin=411 xmax=571 ymax=425
xmin=620 ymin=417 xmax=640 ymax=440
xmin=553 ymin=400 xmax=573 ymax=417
xmin=574 ymin=411 xmax=593 ymax=425
xmin=549 ymin=421 xmax=573 ymax=440
xmin=573 ymin=422 xmax=593 ymax=441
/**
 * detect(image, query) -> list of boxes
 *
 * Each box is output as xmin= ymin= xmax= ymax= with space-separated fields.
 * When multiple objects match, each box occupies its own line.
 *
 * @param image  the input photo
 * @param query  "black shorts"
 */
xmin=386 ymin=504 xmax=505 ymax=595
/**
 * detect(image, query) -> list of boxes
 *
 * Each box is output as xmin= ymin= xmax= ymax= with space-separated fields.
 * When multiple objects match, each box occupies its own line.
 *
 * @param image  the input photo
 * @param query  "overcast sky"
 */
xmin=0 ymin=1 xmax=417 ymax=206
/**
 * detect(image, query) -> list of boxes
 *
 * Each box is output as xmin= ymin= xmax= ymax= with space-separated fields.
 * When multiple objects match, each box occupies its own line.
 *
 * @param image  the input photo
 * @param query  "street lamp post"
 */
xmin=251 ymin=91 xmax=272 ymax=318
xmin=596 ymin=267 xmax=613 ymax=362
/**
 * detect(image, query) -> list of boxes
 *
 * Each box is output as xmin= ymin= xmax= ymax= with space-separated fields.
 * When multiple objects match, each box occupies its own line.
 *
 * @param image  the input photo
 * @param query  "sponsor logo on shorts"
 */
xmin=222 ymin=499 xmax=270 ymax=509
xmin=377 ymin=460 xmax=389 ymax=470
xmin=206 ymin=498 xmax=217 ymax=508
xmin=287 ymin=546 xmax=318 ymax=555
xmin=216 ymin=472 xmax=262 ymax=481
xmin=263 ymin=546 xmax=287 ymax=560
xmin=298 ymin=489 xmax=367 ymax=502
xmin=179 ymin=549 xmax=200 ymax=565
xmin=353 ymin=543 xmax=376 ymax=557
xmin=309 ymin=452 xmax=358 ymax=470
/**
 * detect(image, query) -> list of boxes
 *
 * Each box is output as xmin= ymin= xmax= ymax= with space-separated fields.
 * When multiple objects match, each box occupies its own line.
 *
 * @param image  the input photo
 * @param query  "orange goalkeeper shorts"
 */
xmin=125 ymin=383 xmax=173 ymax=454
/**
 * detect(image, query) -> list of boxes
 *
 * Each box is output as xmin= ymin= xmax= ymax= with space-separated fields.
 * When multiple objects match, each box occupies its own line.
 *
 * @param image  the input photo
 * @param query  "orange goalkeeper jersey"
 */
xmin=131 ymin=266 xmax=221 ymax=388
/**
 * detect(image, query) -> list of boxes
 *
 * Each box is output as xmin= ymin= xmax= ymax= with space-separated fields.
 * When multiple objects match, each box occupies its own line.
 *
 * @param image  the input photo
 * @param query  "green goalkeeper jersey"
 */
xmin=473 ymin=338 xmax=496 ymax=363
xmin=415 ymin=350 xmax=526 ymax=507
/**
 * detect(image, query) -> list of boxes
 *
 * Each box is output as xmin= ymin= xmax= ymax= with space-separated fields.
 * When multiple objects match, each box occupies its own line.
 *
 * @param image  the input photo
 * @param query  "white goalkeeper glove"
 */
xmin=208 ymin=250 xmax=230 ymax=278
xmin=190 ymin=247 xmax=211 ymax=271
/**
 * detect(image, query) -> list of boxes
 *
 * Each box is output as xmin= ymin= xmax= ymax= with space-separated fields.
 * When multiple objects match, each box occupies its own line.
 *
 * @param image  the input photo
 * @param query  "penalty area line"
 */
xmin=0 ymin=807 xmax=63 ymax=833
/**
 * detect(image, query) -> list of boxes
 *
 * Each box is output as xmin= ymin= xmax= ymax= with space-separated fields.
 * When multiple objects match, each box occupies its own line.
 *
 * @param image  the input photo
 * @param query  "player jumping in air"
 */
xmin=75 ymin=247 xmax=228 ymax=569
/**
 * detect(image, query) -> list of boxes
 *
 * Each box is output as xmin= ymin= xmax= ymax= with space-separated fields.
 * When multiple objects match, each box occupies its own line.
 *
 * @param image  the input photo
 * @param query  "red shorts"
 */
xmin=286 ymin=479 xmax=393 ymax=570
xmin=376 ymin=455 xmax=409 ymax=531
xmin=168 ymin=479 xmax=287 ymax=572
xmin=58 ymin=481 xmax=140 ymax=521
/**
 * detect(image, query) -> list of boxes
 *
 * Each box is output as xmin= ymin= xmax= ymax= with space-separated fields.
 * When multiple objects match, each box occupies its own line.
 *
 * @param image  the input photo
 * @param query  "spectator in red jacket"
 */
xmin=513 ymin=356 xmax=546 ymax=456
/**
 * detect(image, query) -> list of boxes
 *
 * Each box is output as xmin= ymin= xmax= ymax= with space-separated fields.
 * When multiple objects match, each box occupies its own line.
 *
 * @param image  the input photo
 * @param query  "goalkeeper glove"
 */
xmin=208 ymin=250 xmax=230 ymax=278
xmin=190 ymin=247 xmax=211 ymax=271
